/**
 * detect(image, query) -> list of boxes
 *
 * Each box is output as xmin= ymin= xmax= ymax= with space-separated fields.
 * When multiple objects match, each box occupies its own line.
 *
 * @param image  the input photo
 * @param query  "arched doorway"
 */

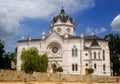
xmin=51 ymin=63 xmax=57 ymax=73
xmin=47 ymin=42 xmax=62 ymax=73
xmin=85 ymin=68 xmax=88 ymax=75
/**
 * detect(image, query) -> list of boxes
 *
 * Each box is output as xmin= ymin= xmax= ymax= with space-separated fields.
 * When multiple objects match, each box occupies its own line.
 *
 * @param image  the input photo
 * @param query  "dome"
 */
xmin=52 ymin=7 xmax=74 ymax=24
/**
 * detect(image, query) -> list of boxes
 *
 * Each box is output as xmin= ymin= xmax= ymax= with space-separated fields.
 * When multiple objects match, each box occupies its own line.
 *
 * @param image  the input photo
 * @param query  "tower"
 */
xmin=50 ymin=7 xmax=75 ymax=36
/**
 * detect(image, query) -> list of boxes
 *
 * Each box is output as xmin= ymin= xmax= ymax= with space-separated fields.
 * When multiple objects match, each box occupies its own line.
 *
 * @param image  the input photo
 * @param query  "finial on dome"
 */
xmin=60 ymin=6 xmax=65 ymax=14
xmin=62 ymin=6 xmax=64 ymax=9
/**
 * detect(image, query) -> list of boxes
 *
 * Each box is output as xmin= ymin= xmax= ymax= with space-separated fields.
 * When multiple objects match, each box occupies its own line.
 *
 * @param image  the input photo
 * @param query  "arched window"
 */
xmin=72 ymin=64 xmax=74 ymax=71
xmin=98 ymin=52 xmax=100 ymax=59
xmin=72 ymin=64 xmax=78 ymax=71
xmin=94 ymin=52 xmax=96 ymax=59
xmin=72 ymin=46 xmax=78 ymax=57
xmin=94 ymin=63 xmax=97 ymax=69
xmin=103 ymin=50 xmax=105 ymax=60
xmin=72 ymin=49 xmax=74 ymax=56
xmin=75 ymin=48 xmax=77 ymax=57
xmin=103 ymin=64 xmax=106 ymax=71
xmin=75 ymin=64 xmax=78 ymax=71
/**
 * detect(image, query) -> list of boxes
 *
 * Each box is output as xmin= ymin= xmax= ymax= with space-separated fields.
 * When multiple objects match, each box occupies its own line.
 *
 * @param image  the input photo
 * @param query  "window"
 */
xmin=72 ymin=46 xmax=78 ymax=57
xmin=75 ymin=48 xmax=77 ymax=57
xmin=72 ymin=64 xmax=74 ymax=71
xmin=67 ymin=28 xmax=71 ymax=33
xmin=72 ymin=49 xmax=74 ymax=56
xmin=85 ymin=53 xmax=88 ymax=56
xmin=22 ymin=48 xmax=25 ymax=52
xmin=52 ymin=47 xmax=58 ymax=53
xmin=86 ymin=63 xmax=88 ymax=66
xmin=23 ymin=48 xmax=25 ymax=50
xmin=94 ymin=52 xmax=96 ymax=59
xmin=75 ymin=64 xmax=78 ymax=71
xmin=94 ymin=63 xmax=97 ymax=69
xmin=103 ymin=50 xmax=105 ymax=60
xmin=98 ymin=52 xmax=100 ymax=59
xmin=72 ymin=64 xmax=78 ymax=71
xmin=103 ymin=64 xmax=105 ymax=71
xmin=57 ymin=28 xmax=61 ymax=32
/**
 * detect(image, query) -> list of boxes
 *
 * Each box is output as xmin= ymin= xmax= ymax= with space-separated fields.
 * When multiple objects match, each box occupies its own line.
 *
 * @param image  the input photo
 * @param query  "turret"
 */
xmin=41 ymin=32 xmax=46 ymax=40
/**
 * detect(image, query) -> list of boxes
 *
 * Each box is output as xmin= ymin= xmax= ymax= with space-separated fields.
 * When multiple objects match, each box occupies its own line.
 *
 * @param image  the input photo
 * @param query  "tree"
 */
xmin=40 ymin=53 xmax=48 ymax=72
xmin=21 ymin=47 xmax=48 ymax=74
xmin=88 ymin=68 xmax=94 ymax=75
xmin=2 ymin=52 xmax=16 ymax=69
xmin=104 ymin=34 xmax=120 ymax=76
xmin=57 ymin=66 xmax=63 ymax=73
xmin=0 ymin=40 xmax=5 ymax=69
xmin=57 ymin=66 xmax=63 ymax=81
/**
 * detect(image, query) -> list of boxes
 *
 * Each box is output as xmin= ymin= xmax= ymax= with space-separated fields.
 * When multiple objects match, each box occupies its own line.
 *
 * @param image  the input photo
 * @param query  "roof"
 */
xmin=91 ymin=39 xmax=99 ymax=46
xmin=18 ymin=35 xmax=106 ymax=43
xmin=52 ymin=7 xmax=74 ymax=24
xmin=18 ymin=39 xmax=41 ymax=43
xmin=84 ymin=35 xmax=102 ymax=40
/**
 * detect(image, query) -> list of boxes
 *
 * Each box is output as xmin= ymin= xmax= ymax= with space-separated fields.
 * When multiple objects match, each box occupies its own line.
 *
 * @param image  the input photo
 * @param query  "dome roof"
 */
xmin=52 ymin=7 xmax=74 ymax=24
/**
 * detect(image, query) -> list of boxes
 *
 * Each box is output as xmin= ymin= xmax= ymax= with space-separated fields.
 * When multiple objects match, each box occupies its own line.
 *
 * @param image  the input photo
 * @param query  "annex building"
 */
xmin=17 ymin=7 xmax=111 ymax=76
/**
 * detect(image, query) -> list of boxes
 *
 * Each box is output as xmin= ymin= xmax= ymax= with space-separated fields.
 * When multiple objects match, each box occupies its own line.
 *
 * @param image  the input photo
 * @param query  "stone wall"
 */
xmin=0 ymin=70 xmax=119 ymax=83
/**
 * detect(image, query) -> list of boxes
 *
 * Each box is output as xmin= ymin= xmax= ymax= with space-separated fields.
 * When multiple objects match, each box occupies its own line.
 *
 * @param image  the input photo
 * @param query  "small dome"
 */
xmin=52 ymin=7 xmax=74 ymax=24
xmin=41 ymin=32 xmax=45 ymax=35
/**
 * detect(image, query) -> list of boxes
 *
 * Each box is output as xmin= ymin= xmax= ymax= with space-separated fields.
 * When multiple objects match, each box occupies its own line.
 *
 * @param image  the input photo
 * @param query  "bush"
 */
xmin=57 ymin=66 xmax=63 ymax=73
xmin=88 ymin=68 xmax=94 ymax=75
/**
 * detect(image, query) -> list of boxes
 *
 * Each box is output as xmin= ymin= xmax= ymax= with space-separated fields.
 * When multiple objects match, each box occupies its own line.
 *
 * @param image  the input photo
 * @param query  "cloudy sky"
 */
xmin=0 ymin=0 xmax=120 ymax=52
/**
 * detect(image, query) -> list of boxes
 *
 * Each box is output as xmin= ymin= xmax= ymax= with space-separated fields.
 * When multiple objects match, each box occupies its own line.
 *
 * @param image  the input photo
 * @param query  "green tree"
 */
xmin=57 ymin=66 xmax=63 ymax=81
xmin=88 ymin=68 xmax=94 ymax=75
xmin=57 ymin=66 xmax=63 ymax=73
xmin=3 ymin=52 xmax=16 ymax=69
xmin=0 ymin=40 xmax=5 ymax=69
xmin=104 ymin=34 xmax=120 ymax=76
xmin=21 ymin=47 xmax=48 ymax=74
xmin=40 ymin=53 xmax=48 ymax=72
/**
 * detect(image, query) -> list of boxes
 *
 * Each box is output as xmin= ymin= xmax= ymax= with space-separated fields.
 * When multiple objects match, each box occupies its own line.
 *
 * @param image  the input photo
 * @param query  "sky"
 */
xmin=0 ymin=0 xmax=120 ymax=52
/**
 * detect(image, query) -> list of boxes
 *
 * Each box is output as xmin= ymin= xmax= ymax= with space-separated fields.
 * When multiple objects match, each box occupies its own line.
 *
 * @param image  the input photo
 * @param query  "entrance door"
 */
xmin=51 ymin=63 xmax=57 ymax=73
xmin=85 ymin=68 xmax=88 ymax=75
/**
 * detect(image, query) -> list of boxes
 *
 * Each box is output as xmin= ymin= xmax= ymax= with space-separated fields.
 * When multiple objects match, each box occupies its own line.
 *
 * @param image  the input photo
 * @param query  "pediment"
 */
xmin=46 ymin=31 xmax=63 ymax=45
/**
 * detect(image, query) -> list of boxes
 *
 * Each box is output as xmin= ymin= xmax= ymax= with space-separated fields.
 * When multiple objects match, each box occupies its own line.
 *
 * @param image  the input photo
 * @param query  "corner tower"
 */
xmin=50 ymin=7 xmax=75 ymax=36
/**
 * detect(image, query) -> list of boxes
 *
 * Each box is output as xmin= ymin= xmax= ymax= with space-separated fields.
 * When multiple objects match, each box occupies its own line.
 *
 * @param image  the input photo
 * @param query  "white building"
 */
xmin=17 ymin=7 xmax=111 ymax=76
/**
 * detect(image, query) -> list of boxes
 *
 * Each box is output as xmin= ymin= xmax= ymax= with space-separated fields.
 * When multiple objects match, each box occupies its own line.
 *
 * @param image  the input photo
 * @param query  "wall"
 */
xmin=0 ymin=70 xmax=119 ymax=83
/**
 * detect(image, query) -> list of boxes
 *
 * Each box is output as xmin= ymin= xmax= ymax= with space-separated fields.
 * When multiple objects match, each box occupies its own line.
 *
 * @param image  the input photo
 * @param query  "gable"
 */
xmin=45 ymin=31 xmax=63 ymax=46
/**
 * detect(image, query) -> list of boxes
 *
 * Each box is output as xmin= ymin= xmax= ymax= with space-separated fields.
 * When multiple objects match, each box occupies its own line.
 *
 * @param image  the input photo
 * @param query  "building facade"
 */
xmin=17 ymin=7 xmax=111 ymax=76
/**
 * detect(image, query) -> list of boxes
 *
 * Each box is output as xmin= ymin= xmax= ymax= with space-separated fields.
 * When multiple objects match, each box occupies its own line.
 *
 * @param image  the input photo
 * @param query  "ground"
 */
xmin=0 ymin=82 xmax=119 ymax=84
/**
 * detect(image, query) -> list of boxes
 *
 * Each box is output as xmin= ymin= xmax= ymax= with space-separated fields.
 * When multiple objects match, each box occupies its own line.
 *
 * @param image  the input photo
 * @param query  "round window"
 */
xmin=67 ymin=28 xmax=70 ymax=32
xmin=57 ymin=28 xmax=61 ymax=32
xmin=52 ymin=47 xmax=58 ymax=53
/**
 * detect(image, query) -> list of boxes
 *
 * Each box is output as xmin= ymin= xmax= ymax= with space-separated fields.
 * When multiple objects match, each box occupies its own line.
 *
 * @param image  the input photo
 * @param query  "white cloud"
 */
xmin=86 ymin=27 xmax=106 ymax=35
xmin=0 ymin=0 xmax=95 ymax=39
xmin=111 ymin=14 xmax=120 ymax=31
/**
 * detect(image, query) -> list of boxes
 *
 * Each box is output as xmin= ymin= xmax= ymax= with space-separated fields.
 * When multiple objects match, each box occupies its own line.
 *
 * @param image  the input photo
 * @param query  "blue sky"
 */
xmin=0 ymin=0 xmax=120 ymax=52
